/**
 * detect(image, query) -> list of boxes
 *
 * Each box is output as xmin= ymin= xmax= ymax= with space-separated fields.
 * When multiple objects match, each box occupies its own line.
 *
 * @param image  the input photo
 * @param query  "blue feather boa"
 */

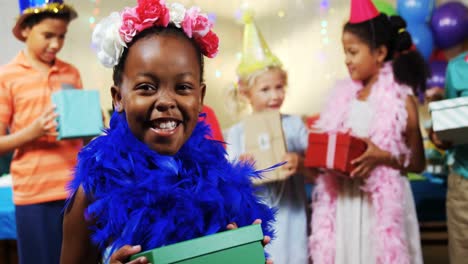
xmin=68 ymin=112 xmax=275 ymax=256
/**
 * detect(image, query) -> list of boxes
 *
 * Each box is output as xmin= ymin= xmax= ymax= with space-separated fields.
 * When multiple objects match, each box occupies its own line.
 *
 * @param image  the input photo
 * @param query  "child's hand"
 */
xmin=350 ymin=138 xmax=389 ymax=178
xmin=29 ymin=105 xmax=58 ymax=139
xmin=239 ymin=153 xmax=255 ymax=163
xmin=428 ymin=128 xmax=452 ymax=150
xmin=109 ymin=245 xmax=149 ymax=264
xmin=226 ymin=219 xmax=273 ymax=264
xmin=281 ymin=152 xmax=300 ymax=178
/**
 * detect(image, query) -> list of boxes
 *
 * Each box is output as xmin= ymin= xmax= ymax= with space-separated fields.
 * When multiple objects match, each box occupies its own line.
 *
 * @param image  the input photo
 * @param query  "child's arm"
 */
xmin=0 ymin=105 xmax=58 ymax=155
xmin=402 ymin=95 xmax=426 ymax=173
xmin=350 ymin=96 xmax=426 ymax=177
xmin=60 ymin=186 xmax=100 ymax=264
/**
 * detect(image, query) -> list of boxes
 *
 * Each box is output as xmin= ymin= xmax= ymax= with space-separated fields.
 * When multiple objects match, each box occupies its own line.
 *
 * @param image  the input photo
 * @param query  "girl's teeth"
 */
xmin=157 ymin=121 xmax=177 ymax=130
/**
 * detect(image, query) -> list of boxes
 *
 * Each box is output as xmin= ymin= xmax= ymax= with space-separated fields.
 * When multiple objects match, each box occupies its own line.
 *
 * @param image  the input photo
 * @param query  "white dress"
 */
xmin=334 ymin=99 xmax=423 ymax=264
xmin=226 ymin=114 xmax=309 ymax=264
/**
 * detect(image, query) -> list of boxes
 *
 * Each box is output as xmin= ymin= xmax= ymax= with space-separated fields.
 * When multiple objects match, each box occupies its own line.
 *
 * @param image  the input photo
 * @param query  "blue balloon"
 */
xmin=407 ymin=23 xmax=434 ymax=60
xmin=397 ymin=0 xmax=434 ymax=23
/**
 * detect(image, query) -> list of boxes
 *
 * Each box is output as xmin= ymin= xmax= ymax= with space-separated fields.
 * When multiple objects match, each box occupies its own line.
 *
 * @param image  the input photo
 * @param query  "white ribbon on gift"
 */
xmin=326 ymin=134 xmax=337 ymax=169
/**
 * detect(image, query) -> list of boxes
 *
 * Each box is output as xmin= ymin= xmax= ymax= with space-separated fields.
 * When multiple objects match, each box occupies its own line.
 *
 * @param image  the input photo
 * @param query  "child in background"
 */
xmin=429 ymin=51 xmax=468 ymax=264
xmin=309 ymin=0 xmax=428 ymax=263
xmin=60 ymin=1 xmax=274 ymax=263
xmin=0 ymin=1 xmax=82 ymax=263
xmin=225 ymin=13 xmax=309 ymax=264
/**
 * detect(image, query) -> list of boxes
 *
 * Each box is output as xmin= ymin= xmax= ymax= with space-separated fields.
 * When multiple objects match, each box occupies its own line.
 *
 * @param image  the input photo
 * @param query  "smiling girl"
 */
xmin=60 ymin=1 xmax=275 ymax=263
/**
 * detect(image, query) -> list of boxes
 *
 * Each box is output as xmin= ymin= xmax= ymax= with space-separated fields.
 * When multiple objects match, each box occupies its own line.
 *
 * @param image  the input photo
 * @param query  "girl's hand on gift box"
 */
xmin=109 ymin=245 xmax=150 ymax=264
xmin=350 ymin=138 xmax=390 ymax=178
xmin=226 ymin=219 xmax=273 ymax=264
xmin=281 ymin=152 xmax=301 ymax=178
xmin=428 ymin=128 xmax=452 ymax=150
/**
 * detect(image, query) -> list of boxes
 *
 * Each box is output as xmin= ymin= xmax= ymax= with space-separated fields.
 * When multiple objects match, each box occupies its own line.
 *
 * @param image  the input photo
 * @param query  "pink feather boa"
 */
xmin=309 ymin=63 xmax=413 ymax=264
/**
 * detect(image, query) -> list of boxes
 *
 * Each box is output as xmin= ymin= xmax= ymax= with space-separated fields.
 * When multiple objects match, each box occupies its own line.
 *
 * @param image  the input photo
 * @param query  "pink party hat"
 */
xmin=349 ymin=0 xmax=380 ymax=23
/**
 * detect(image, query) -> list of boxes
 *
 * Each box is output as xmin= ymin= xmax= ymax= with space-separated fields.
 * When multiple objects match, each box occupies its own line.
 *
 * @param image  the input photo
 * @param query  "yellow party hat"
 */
xmin=236 ymin=10 xmax=282 ymax=79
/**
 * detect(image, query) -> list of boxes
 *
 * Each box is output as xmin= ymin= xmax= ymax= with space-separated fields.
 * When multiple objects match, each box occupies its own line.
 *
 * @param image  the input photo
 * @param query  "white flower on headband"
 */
xmin=91 ymin=12 xmax=126 ymax=68
xmin=92 ymin=0 xmax=219 ymax=68
xmin=169 ymin=3 xmax=186 ymax=28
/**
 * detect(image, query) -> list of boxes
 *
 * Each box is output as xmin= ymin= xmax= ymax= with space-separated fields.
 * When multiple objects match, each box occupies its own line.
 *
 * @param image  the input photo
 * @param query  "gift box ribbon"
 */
xmin=326 ymin=134 xmax=337 ymax=169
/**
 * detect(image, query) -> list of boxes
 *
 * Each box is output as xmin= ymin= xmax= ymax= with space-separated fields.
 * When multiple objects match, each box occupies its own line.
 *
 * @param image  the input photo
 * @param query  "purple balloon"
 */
xmin=430 ymin=2 xmax=468 ymax=49
xmin=426 ymin=60 xmax=447 ymax=89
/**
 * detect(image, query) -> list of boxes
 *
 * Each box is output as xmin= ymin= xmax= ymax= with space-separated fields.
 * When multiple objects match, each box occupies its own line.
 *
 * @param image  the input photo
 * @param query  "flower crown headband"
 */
xmin=92 ymin=0 xmax=219 ymax=68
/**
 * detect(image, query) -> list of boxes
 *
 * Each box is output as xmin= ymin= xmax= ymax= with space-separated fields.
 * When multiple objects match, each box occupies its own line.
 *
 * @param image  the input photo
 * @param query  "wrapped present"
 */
xmin=304 ymin=132 xmax=367 ymax=174
xmin=429 ymin=97 xmax=468 ymax=145
xmin=129 ymin=224 xmax=265 ymax=264
xmin=243 ymin=111 xmax=287 ymax=184
xmin=51 ymin=89 xmax=103 ymax=140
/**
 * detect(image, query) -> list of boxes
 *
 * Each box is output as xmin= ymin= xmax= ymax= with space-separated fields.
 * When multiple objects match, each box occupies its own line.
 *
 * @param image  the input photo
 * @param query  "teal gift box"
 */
xmin=129 ymin=224 xmax=265 ymax=264
xmin=51 ymin=89 xmax=103 ymax=140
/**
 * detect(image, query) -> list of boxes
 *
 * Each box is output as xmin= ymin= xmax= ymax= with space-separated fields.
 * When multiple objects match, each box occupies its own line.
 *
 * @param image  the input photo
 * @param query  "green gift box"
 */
xmin=129 ymin=224 xmax=265 ymax=264
xmin=51 ymin=89 xmax=103 ymax=140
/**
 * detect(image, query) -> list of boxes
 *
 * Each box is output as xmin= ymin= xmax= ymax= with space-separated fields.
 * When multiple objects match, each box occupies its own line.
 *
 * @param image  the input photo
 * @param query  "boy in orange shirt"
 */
xmin=0 ymin=1 xmax=82 ymax=263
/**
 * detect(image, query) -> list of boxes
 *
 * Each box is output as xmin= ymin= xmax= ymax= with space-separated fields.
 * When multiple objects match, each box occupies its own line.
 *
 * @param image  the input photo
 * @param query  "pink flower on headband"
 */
xmin=120 ymin=7 xmax=139 ymax=42
xmin=92 ymin=0 xmax=219 ymax=67
xmin=120 ymin=0 xmax=169 ymax=42
xmin=136 ymin=0 xmax=169 ymax=27
xmin=182 ymin=7 xmax=212 ymax=38
xmin=181 ymin=6 xmax=218 ymax=57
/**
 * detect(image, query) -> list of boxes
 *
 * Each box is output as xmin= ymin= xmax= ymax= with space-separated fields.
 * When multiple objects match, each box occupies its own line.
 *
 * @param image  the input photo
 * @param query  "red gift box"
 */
xmin=305 ymin=132 xmax=367 ymax=174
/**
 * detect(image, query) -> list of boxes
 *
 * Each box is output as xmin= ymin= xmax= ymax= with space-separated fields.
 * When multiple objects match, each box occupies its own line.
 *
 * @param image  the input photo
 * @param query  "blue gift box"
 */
xmin=51 ymin=89 xmax=103 ymax=140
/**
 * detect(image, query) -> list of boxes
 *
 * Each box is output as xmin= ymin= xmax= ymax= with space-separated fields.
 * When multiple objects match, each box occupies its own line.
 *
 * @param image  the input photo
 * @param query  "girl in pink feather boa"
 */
xmin=308 ymin=1 xmax=430 ymax=264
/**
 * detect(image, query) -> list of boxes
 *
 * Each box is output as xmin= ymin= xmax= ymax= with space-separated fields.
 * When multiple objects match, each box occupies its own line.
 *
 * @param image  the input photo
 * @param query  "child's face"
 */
xmin=21 ymin=18 xmax=69 ymax=65
xmin=342 ymin=31 xmax=384 ymax=83
xmin=242 ymin=69 xmax=286 ymax=113
xmin=112 ymin=34 xmax=206 ymax=155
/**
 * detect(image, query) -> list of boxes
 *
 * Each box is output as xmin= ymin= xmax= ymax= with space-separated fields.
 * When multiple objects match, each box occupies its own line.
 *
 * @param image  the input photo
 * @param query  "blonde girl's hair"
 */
xmin=225 ymin=66 xmax=288 ymax=117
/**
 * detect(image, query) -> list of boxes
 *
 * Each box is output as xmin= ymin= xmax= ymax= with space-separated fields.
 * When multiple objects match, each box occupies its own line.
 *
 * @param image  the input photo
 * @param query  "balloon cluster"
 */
xmin=397 ymin=0 xmax=435 ymax=60
xmin=373 ymin=0 xmax=468 ymax=61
